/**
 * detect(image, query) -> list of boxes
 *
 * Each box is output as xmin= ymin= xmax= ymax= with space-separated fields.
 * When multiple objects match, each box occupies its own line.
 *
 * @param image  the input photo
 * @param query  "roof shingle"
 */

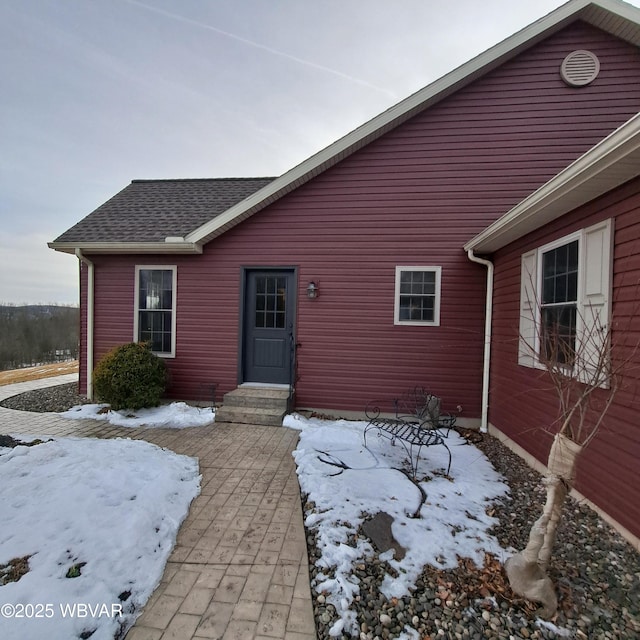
xmin=52 ymin=177 xmax=275 ymax=244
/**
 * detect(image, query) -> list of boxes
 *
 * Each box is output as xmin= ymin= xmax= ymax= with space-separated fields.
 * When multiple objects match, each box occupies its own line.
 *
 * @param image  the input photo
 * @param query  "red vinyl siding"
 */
xmin=490 ymin=177 xmax=640 ymax=539
xmin=81 ymin=23 xmax=640 ymax=421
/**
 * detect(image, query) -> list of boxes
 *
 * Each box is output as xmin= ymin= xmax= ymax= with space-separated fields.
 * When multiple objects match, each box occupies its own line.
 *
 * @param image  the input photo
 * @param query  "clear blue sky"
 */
xmin=2 ymin=0 xmax=638 ymax=304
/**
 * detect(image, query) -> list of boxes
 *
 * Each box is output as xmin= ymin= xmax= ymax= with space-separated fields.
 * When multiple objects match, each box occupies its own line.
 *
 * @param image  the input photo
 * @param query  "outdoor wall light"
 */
xmin=306 ymin=281 xmax=319 ymax=299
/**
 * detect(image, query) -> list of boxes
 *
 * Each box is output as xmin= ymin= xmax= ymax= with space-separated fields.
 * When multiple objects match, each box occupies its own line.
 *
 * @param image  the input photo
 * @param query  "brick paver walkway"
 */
xmin=0 ymin=375 xmax=317 ymax=640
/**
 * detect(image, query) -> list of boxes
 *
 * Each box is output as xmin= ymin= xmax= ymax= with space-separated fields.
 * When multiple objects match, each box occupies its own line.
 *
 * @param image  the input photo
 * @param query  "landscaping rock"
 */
xmin=0 ymin=382 xmax=87 ymax=413
xmin=361 ymin=512 xmax=406 ymax=560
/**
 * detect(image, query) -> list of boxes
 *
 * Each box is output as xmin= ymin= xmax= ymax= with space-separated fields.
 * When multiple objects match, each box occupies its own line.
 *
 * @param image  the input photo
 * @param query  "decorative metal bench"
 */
xmin=363 ymin=387 xmax=455 ymax=479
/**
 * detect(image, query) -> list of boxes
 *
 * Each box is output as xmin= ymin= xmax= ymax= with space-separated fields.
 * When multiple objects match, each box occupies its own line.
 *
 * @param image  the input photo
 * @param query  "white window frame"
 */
xmin=134 ymin=265 xmax=177 ymax=357
xmin=394 ymin=266 xmax=442 ymax=326
xmin=519 ymin=219 xmax=613 ymax=381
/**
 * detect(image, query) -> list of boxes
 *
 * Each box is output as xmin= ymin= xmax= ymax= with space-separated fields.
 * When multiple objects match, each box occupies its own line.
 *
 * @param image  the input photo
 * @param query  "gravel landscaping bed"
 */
xmin=305 ymin=432 xmax=640 ymax=639
xmin=0 ymin=382 xmax=88 ymax=413
xmin=2 ymin=383 xmax=639 ymax=639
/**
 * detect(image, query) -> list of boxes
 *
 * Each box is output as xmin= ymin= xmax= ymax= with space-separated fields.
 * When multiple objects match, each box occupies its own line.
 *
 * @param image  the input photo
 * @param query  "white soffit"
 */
xmin=464 ymin=112 xmax=640 ymax=254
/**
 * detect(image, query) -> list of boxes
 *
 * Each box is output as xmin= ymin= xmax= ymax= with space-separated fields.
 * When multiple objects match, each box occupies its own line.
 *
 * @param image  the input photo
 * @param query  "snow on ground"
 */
xmin=60 ymin=402 xmax=214 ymax=428
xmin=286 ymin=413 xmax=510 ymax=637
xmin=0 ymin=401 xmax=510 ymax=639
xmin=0 ymin=437 xmax=200 ymax=640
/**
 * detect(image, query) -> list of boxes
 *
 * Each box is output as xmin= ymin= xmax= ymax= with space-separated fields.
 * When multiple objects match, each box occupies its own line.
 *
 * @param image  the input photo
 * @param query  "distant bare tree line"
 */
xmin=0 ymin=304 xmax=79 ymax=371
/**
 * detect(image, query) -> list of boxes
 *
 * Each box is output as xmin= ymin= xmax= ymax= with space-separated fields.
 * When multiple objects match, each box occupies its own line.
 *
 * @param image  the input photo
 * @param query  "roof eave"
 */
xmin=464 ymin=111 xmax=640 ymax=254
xmin=48 ymin=241 xmax=203 ymax=255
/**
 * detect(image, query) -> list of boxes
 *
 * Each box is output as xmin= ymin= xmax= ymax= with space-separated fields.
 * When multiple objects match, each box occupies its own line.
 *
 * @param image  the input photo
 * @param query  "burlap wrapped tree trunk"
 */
xmin=505 ymin=433 xmax=581 ymax=618
xmin=547 ymin=433 xmax=581 ymax=482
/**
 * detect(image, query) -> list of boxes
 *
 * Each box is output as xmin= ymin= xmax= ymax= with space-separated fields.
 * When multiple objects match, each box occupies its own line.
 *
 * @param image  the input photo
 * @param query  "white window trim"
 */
xmin=134 ymin=265 xmax=177 ymax=358
xmin=394 ymin=266 xmax=442 ymax=327
xmin=519 ymin=219 xmax=613 ymax=383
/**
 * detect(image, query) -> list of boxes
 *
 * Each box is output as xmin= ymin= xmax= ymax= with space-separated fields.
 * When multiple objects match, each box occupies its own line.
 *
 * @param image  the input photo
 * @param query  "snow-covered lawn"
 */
xmin=286 ymin=413 xmax=510 ymax=637
xmin=0 ymin=405 xmax=205 ymax=640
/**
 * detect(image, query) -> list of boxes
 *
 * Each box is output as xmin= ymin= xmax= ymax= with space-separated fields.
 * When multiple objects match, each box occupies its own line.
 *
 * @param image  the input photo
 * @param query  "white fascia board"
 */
xmin=48 ymin=241 xmax=203 ymax=255
xmin=187 ymin=0 xmax=603 ymax=246
xmin=596 ymin=0 xmax=640 ymax=22
xmin=464 ymin=112 xmax=640 ymax=254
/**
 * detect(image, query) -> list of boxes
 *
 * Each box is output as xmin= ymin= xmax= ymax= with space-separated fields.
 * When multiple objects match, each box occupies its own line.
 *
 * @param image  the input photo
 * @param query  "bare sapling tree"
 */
xmin=505 ymin=300 xmax=635 ymax=618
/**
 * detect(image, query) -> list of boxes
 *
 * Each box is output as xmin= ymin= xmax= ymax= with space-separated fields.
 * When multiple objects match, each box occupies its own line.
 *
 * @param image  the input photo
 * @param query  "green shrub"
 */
xmin=93 ymin=342 xmax=168 ymax=410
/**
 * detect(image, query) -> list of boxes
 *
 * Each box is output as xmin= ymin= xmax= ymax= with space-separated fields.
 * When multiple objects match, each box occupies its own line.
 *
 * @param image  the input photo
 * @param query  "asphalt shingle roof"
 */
xmin=52 ymin=177 xmax=276 ymax=244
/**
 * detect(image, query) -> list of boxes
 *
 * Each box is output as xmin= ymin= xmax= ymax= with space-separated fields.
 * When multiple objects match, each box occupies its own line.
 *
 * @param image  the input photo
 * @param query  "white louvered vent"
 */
xmin=560 ymin=50 xmax=600 ymax=87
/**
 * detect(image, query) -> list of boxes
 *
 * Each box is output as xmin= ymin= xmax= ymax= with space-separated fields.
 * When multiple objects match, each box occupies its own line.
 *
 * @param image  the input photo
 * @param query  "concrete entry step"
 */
xmin=216 ymin=385 xmax=290 ymax=426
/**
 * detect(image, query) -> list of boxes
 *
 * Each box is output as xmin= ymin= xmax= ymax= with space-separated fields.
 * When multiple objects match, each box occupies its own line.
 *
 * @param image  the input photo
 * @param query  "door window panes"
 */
xmin=255 ymin=276 xmax=286 ymax=329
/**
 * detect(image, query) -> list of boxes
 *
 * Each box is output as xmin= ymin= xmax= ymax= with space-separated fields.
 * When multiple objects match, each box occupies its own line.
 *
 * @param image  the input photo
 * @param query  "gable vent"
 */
xmin=561 ymin=50 xmax=600 ymax=87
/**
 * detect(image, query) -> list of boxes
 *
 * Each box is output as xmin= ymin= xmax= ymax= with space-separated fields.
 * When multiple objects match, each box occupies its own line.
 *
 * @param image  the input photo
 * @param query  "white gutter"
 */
xmin=75 ymin=249 xmax=95 ymax=400
xmin=50 ymin=240 xmax=202 ymax=255
xmin=466 ymin=250 xmax=494 ymax=433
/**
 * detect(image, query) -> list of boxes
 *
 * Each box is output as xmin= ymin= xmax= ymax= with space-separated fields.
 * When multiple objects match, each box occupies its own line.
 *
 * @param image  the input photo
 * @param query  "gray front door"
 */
xmin=243 ymin=270 xmax=295 ymax=384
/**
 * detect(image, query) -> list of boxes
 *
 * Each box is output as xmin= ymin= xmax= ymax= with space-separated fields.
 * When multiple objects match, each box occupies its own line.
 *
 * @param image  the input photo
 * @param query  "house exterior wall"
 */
xmin=79 ymin=22 xmax=640 ymax=418
xmin=489 ymin=176 xmax=640 ymax=539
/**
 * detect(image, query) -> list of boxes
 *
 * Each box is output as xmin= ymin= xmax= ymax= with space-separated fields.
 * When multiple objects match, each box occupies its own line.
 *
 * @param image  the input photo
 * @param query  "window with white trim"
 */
xmin=394 ymin=266 xmax=441 ymax=326
xmin=134 ymin=266 xmax=177 ymax=356
xmin=519 ymin=219 xmax=612 ymax=375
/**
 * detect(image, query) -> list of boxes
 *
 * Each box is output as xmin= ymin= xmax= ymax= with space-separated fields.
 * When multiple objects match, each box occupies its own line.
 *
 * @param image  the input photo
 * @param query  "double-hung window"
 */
xmin=394 ymin=267 xmax=442 ymax=326
xmin=519 ymin=219 xmax=612 ymax=378
xmin=540 ymin=237 xmax=579 ymax=364
xmin=134 ymin=266 xmax=177 ymax=357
